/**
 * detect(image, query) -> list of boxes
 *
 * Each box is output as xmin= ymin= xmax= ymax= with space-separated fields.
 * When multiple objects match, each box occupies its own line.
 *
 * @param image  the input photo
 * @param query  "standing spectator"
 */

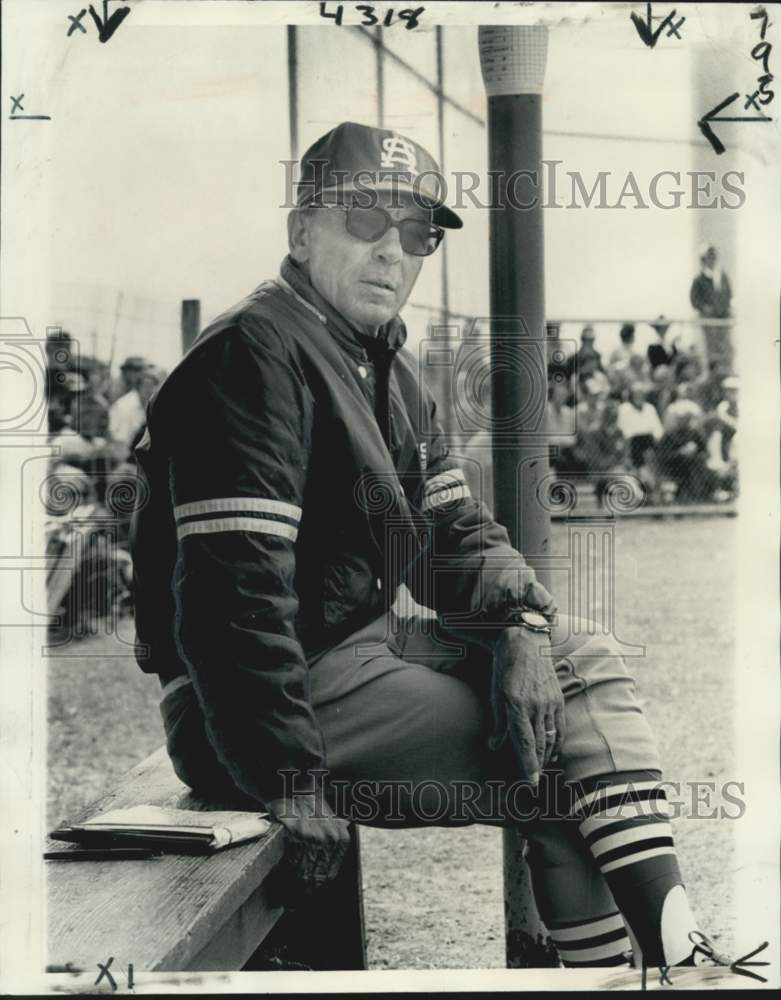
xmin=617 ymin=383 xmax=663 ymax=499
xmin=564 ymin=325 xmax=603 ymax=384
xmin=107 ymin=355 xmax=147 ymax=405
xmin=689 ymin=244 xmax=733 ymax=371
xmin=109 ymin=357 xmax=148 ymax=457
xmin=608 ymin=323 xmax=642 ymax=369
xmin=647 ymin=315 xmax=678 ymax=373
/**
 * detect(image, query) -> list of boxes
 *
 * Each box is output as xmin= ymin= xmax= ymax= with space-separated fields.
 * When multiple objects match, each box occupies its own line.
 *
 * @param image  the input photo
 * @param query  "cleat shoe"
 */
xmin=657 ymin=930 xmax=771 ymax=985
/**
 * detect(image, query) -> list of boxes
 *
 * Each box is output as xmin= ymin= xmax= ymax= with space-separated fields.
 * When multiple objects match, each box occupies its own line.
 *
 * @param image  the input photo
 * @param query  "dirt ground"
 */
xmin=47 ymin=517 xmax=737 ymax=969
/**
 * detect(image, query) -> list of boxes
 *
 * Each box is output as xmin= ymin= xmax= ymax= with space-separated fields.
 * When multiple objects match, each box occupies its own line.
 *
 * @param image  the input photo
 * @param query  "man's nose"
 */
xmin=372 ymin=224 xmax=404 ymax=264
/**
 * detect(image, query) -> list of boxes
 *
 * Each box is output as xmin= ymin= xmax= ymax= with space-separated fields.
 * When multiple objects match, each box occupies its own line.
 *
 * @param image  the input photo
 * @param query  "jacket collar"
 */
xmin=278 ymin=256 xmax=407 ymax=360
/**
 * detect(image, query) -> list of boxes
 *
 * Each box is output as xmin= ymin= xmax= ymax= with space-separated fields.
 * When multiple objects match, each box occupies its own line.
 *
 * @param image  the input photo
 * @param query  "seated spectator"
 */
xmin=575 ymin=377 xmax=606 ymax=435
xmin=695 ymin=359 xmax=729 ymax=412
xmin=663 ymin=382 xmax=703 ymax=431
xmin=572 ymin=398 xmax=626 ymax=505
xmin=72 ymin=358 xmax=110 ymax=443
xmin=574 ymin=362 xmax=610 ymax=406
xmin=547 ymin=378 xmax=579 ymax=474
xmin=657 ymin=410 xmax=725 ymax=503
xmin=647 ymin=315 xmax=678 ymax=373
xmin=617 ymin=382 xmax=663 ymax=499
xmin=608 ymin=323 xmax=643 ymax=369
xmin=647 ymin=363 xmax=676 ymax=419
xmin=672 ymin=346 xmax=704 ymax=385
xmin=702 ymin=375 xmax=739 ymax=485
xmin=715 ymin=375 xmax=738 ymax=460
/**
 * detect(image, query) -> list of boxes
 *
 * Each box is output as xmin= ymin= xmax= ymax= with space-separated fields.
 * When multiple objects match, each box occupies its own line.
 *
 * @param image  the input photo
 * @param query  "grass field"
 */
xmin=47 ymin=516 xmax=736 ymax=969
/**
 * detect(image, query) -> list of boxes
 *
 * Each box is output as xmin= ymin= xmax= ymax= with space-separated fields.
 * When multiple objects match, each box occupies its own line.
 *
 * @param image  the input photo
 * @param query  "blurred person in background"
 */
xmin=647 ymin=363 xmax=676 ymax=420
xmin=107 ymin=353 xmax=147 ymax=404
xmin=608 ymin=323 xmax=642 ymax=369
xmin=690 ymin=245 xmax=732 ymax=319
xmin=572 ymin=397 xmax=626 ymax=507
xmin=129 ymin=364 xmax=166 ymax=453
xmin=695 ymin=359 xmax=730 ymax=413
xmin=109 ymin=356 xmax=148 ymax=458
xmin=689 ymin=244 xmax=733 ymax=371
xmin=714 ymin=375 xmax=738 ymax=462
xmin=657 ymin=409 xmax=725 ymax=504
xmin=672 ymin=349 xmax=703 ymax=387
xmin=646 ymin=315 xmax=678 ymax=374
xmin=564 ymin=324 xmax=604 ymax=385
xmin=546 ymin=377 xmax=579 ymax=477
xmin=662 ymin=382 xmax=703 ymax=432
xmin=617 ymin=382 xmax=663 ymax=501
xmin=72 ymin=358 xmax=111 ymax=443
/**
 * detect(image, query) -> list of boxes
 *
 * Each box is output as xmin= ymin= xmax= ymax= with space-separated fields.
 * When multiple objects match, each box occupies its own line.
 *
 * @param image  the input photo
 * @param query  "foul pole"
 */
xmin=479 ymin=25 xmax=556 ymax=967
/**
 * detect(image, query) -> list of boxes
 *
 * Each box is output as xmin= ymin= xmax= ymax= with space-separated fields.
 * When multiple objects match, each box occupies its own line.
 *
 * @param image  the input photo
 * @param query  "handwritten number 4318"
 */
xmin=320 ymin=2 xmax=424 ymax=29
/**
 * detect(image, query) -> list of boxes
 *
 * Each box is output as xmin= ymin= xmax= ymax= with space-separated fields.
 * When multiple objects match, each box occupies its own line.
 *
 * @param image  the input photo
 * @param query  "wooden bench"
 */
xmin=47 ymin=746 xmax=367 ymax=973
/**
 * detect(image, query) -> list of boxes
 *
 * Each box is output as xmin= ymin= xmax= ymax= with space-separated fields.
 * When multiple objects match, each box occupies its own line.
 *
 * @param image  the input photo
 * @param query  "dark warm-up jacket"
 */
xmin=130 ymin=256 xmax=555 ymax=804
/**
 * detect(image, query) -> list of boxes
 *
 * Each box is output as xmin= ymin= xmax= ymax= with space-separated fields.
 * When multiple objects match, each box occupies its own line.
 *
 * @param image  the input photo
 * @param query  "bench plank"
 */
xmin=47 ymin=747 xmax=286 ymax=972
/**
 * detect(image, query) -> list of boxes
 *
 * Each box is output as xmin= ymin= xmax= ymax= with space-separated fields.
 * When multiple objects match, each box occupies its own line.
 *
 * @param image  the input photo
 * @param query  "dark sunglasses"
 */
xmin=311 ymin=201 xmax=444 ymax=257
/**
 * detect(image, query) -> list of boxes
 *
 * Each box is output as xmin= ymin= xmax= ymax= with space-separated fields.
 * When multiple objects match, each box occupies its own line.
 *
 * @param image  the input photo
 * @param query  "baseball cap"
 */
xmin=296 ymin=121 xmax=463 ymax=229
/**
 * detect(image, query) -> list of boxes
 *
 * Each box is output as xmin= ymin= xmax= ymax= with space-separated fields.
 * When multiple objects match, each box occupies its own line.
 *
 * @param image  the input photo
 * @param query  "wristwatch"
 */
xmin=509 ymin=609 xmax=554 ymax=635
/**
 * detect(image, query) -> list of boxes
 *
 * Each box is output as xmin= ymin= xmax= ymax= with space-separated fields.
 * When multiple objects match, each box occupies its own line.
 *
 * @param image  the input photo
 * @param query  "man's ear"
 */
xmin=287 ymin=209 xmax=310 ymax=263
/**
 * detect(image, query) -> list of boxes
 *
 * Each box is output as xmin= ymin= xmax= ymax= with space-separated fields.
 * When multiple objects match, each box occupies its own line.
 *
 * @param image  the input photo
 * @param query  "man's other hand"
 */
xmin=265 ymin=793 xmax=352 ymax=894
xmin=490 ymin=627 xmax=565 ymax=786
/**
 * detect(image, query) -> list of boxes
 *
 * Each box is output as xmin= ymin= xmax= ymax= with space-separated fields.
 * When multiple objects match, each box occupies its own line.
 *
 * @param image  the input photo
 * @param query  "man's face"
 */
xmin=296 ymin=192 xmax=427 ymax=334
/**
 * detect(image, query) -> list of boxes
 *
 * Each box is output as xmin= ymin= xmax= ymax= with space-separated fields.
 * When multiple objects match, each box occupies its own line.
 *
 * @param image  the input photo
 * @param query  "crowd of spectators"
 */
xmin=547 ymin=320 xmax=738 ymax=507
xmin=45 ymin=331 xmax=166 ymax=636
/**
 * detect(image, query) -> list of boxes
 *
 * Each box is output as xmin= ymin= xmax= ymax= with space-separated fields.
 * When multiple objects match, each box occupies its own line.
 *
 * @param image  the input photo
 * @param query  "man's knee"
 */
xmin=549 ymin=614 xmax=633 ymax=675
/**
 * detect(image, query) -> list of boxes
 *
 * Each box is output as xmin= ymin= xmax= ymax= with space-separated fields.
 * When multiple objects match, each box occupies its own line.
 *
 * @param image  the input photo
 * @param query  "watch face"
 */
xmin=522 ymin=611 xmax=550 ymax=629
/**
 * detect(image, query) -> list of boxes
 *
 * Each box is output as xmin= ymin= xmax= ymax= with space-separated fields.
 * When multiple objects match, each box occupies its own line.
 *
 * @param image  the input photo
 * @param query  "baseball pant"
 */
xmin=160 ymin=609 xmax=661 ymax=928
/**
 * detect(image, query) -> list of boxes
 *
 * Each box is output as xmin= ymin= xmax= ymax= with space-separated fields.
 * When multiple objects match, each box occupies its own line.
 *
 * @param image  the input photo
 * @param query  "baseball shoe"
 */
xmin=642 ymin=931 xmax=770 ymax=988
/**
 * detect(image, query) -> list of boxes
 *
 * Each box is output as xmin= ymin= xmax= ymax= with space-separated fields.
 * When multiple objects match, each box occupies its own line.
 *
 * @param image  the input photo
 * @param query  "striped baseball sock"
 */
xmin=547 ymin=911 xmax=632 ymax=967
xmin=571 ymin=771 xmax=700 ymax=968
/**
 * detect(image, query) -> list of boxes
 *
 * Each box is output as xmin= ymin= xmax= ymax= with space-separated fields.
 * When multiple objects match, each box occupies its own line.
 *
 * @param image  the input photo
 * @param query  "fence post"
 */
xmin=479 ymin=25 xmax=557 ymax=968
xmin=181 ymin=299 xmax=201 ymax=355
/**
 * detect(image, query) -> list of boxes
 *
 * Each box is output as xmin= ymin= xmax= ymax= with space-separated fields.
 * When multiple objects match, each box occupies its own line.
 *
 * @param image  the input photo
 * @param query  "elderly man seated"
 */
xmin=130 ymin=122 xmax=763 ymax=979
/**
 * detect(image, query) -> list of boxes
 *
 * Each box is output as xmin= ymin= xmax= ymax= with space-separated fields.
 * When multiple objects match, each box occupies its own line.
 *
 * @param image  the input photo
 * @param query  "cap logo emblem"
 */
xmin=380 ymin=135 xmax=418 ymax=174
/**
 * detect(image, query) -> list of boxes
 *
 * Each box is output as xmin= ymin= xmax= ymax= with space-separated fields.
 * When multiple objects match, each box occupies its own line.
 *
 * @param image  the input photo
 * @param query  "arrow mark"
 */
xmin=698 ymin=91 xmax=772 ymax=155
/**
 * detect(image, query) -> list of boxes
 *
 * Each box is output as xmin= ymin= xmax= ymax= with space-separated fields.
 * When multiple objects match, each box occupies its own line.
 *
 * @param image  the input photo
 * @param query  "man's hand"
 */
xmin=265 ymin=793 xmax=351 ymax=894
xmin=489 ymin=627 xmax=566 ymax=786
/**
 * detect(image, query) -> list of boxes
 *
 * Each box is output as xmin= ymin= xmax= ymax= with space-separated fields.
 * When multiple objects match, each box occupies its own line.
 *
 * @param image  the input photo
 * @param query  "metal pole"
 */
xmin=479 ymin=25 xmax=556 ymax=968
